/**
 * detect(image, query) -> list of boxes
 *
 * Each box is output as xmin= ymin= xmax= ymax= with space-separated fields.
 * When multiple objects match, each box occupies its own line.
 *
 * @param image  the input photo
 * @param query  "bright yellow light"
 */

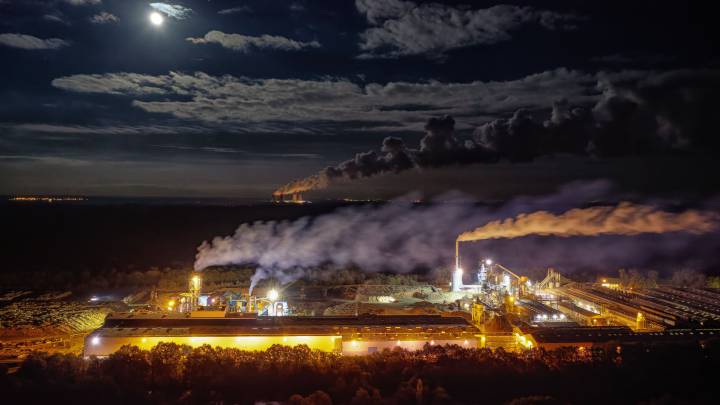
xmin=149 ymin=12 xmax=164 ymax=26
xmin=267 ymin=289 xmax=279 ymax=301
xmin=168 ymin=300 xmax=175 ymax=307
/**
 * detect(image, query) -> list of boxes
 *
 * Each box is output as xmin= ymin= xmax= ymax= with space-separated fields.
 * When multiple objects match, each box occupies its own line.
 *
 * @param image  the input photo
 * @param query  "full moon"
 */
xmin=149 ymin=12 xmax=164 ymax=26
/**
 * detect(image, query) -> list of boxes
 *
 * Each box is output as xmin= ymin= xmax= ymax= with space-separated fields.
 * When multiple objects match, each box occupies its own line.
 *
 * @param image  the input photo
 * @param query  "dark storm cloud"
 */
xmin=355 ymin=0 xmax=581 ymax=59
xmin=186 ymin=31 xmax=321 ymax=52
xmin=0 ymin=33 xmax=70 ymax=49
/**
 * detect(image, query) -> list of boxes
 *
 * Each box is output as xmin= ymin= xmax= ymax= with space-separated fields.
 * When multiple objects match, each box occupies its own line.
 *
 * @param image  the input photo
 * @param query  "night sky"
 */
xmin=1 ymin=0 xmax=718 ymax=198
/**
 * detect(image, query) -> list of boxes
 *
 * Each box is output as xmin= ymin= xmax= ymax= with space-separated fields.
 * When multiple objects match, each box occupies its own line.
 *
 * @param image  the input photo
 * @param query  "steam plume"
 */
xmin=457 ymin=202 xmax=719 ymax=242
xmin=197 ymin=181 xmax=720 ymax=289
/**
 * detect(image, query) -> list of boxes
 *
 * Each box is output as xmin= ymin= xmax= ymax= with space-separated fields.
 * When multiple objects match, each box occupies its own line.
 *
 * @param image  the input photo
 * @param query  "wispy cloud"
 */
xmin=149 ymin=3 xmax=192 ymax=20
xmin=65 ymin=0 xmax=101 ymax=5
xmin=11 ymin=123 xmax=209 ymax=135
xmin=218 ymin=6 xmax=252 ymax=15
xmin=186 ymin=31 xmax=320 ymax=52
xmin=0 ymin=33 xmax=70 ymax=50
xmin=90 ymin=12 xmax=119 ymax=24
xmin=51 ymin=69 xmax=599 ymax=132
xmin=43 ymin=14 xmax=70 ymax=25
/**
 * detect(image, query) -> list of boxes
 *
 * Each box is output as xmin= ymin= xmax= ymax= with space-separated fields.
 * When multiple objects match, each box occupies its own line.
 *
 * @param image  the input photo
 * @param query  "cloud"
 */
xmin=51 ymin=68 xmax=597 ymax=132
xmin=52 ymin=72 xmax=173 ymax=95
xmin=65 ymin=0 xmax=101 ymax=5
xmin=289 ymin=2 xmax=305 ymax=12
xmin=90 ymin=12 xmax=119 ymax=24
xmin=10 ymin=123 xmax=209 ymax=135
xmin=0 ymin=33 xmax=70 ymax=50
xmin=355 ymin=0 xmax=580 ymax=59
xmin=43 ymin=14 xmax=69 ymax=25
xmin=149 ymin=2 xmax=192 ymax=20
xmin=591 ymin=52 xmax=675 ymax=66
xmin=186 ymin=31 xmax=321 ymax=52
xmin=218 ymin=6 xmax=252 ymax=15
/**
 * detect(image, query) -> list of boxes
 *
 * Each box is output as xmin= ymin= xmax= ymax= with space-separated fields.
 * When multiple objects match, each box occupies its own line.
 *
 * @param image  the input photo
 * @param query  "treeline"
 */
xmin=0 ymin=266 xmax=258 ymax=293
xmin=617 ymin=268 xmax=720 ymax=289
xmin=1 ymin=264 xmax=717 ymax=295
xmin=2 ymin=341 xmax=719 ymax=404
xmin=0 ymin=266 xmax=425 ymax=294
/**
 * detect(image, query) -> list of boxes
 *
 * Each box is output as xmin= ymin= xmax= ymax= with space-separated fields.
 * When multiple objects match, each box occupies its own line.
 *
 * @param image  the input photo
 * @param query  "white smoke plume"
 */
xmin=196 ymin=181 xmax=720 ymax=290
xmin=457 ymin=202 xmax=719 ymax=242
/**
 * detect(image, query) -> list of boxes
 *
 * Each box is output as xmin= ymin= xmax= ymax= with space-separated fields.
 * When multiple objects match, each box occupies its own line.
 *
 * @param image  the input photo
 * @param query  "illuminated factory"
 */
xmin=449 ymin=244 xmax=720 ymax=350
xmin=84 ymin=272 xmax=480 ymax=357
xmin=83 ymin=256 xmax=720 ymax=357
xmin=83 ymin=314 xmax=480 ymax=357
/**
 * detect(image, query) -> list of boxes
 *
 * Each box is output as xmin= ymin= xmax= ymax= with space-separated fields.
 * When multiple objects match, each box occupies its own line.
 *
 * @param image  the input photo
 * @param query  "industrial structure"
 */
xmin=84 ymin=314 xmax=480 ymax=357
xmin=447 ymin=245 xmax=720 ymax=350
xmin=83 ymin=257 xmax=720 ymax=357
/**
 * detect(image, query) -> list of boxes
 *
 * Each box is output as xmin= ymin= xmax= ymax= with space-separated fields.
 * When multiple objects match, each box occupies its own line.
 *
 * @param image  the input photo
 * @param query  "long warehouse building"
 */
xmin=84 ymin=313 xmax=481 ymax=357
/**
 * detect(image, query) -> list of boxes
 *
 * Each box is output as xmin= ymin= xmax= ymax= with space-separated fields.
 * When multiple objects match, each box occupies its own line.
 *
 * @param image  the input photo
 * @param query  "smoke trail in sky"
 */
xmin=457 ymin=202 xmax=718 ymax=242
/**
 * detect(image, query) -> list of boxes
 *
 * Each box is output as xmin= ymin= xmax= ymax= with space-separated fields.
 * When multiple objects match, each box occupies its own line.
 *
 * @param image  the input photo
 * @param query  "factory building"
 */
xmin=84 ymin=314 xmax=480 ymax=357
xmin=525 ymin=326 xmax=720 ymax=350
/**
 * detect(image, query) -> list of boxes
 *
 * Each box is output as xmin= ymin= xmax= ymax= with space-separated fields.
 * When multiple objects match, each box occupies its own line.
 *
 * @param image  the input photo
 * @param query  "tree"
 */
xmin=671 ymin=269 xmax=707 ymax=288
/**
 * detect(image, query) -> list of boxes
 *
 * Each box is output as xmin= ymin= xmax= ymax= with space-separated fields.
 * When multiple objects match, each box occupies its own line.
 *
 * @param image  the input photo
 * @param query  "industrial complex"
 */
xmin=84 ymin=254 xmax=720 ymax=357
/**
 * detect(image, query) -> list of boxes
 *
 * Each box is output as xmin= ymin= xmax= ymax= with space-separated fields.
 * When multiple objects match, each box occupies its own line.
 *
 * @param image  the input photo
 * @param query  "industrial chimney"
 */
xmin=189 ymin=273 xmax=202 ymax=311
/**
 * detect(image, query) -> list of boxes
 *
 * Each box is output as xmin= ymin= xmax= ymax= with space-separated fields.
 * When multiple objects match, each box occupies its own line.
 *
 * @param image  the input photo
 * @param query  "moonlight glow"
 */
xmin=149 ymin=12 xmax=164 ymax=26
